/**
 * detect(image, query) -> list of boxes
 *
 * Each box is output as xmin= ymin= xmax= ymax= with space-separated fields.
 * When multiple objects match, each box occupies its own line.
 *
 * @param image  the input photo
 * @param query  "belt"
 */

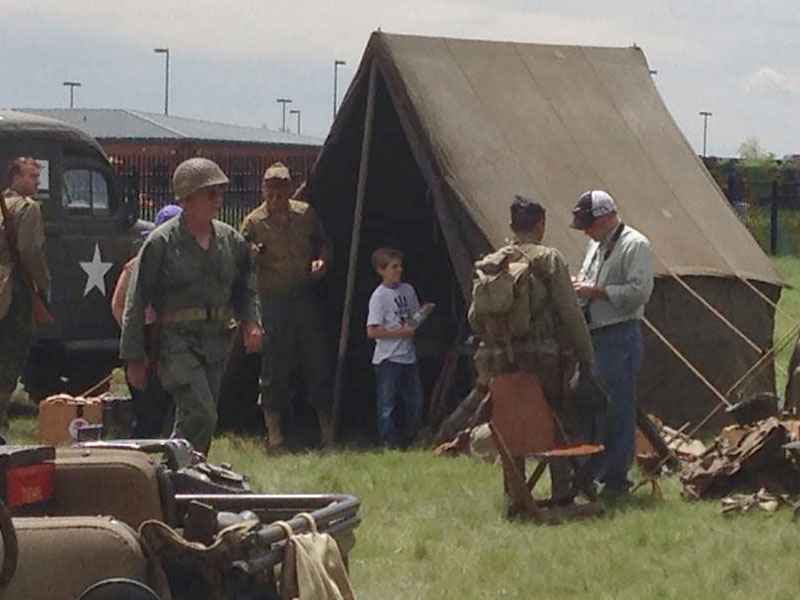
xmin=158 ymin=307 xmax=234 ymax=324
xmin=590 ymin=319 xmax=638 ymax=335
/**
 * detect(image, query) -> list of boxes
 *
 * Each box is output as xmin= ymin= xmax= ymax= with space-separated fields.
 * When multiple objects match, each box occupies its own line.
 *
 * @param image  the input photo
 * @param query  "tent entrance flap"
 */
xmin=313 ymin=64 xmax=470 ymax=441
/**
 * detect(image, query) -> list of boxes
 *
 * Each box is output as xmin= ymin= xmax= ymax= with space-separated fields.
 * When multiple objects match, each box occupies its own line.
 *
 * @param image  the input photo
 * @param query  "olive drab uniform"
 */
xmin=240 ymin=198 xmax=333 ymax=442
xmin=0 ymin=189 xmax=51 ymax=429
xmin=120 ymin=216 xmax=260 ymax=454
xmin=472 ymin=235 xmax=594 ymax=497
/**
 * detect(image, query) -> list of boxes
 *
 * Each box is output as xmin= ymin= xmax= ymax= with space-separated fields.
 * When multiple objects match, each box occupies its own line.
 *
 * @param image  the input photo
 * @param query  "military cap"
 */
xmin=172 ymin=158 xmax=229 ymax=200
xmin=263 ymin=162 xmax=292 ymax=182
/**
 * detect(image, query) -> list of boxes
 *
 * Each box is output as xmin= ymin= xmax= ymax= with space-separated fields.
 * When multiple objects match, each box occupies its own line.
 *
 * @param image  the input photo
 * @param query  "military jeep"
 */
xmin=0 ymin=440 xmax=361 ymax=599
xmin=0 ymin=110 xmax=149 ymax=399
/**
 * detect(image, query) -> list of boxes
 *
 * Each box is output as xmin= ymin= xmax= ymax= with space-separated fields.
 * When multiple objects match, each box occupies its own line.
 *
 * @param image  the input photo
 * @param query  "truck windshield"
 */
xmin=63 ymin=169 xmax=110 ymax=215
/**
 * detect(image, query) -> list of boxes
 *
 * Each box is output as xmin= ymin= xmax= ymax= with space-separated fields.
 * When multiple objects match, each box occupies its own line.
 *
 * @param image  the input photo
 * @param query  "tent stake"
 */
xmin=331 ymin=61 xmax=379 ymax=442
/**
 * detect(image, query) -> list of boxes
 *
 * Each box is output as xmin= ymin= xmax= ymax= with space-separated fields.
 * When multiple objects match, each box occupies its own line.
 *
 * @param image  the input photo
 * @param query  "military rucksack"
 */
xmin=467 ymin=245 xmax=548 ymax=359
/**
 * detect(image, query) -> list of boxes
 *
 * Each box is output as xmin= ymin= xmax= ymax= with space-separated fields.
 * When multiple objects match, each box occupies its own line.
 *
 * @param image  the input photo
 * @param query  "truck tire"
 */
xmin=78 ymin=578 xmax=161 ymax=600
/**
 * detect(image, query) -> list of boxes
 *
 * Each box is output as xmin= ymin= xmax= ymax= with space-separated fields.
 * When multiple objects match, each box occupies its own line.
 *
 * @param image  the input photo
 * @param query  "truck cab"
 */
xmin=0 ymin=110 xmax=148 ymax=398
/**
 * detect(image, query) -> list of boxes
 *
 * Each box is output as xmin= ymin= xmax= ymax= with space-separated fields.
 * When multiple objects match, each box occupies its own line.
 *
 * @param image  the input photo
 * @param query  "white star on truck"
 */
xmin=80 ymin=243 xmax=113 ymax=297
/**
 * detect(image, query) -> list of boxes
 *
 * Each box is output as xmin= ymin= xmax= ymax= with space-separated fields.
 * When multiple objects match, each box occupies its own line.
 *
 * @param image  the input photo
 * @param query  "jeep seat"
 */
xmin=50 ymin=448 xmax=167 ymax=528
xmin=5 ymin=516 xmax=150 ymax=600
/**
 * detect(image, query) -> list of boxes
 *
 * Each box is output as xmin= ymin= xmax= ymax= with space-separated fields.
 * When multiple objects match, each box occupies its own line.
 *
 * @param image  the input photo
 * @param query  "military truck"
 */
xmin=0 ymin=110 xmax=148 ymax=399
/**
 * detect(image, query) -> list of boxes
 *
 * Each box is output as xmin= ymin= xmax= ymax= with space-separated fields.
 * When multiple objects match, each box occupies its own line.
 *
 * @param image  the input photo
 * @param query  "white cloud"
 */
xmin=5 ymin=0 xmax=694 ymax=62
xmin=744 ymin=67 xmax=800 ymax=94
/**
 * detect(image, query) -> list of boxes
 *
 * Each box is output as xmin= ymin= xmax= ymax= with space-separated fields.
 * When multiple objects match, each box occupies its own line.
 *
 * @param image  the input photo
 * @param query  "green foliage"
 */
xmin=738 ymin=137 xmax=776 ymax=167
xmin=738 ymin=206 xmax=800 ymax=255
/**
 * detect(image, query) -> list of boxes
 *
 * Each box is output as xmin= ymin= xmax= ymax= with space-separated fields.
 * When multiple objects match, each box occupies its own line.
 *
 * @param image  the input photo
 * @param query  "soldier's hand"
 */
xmin=126 ymin=359 xmax=149 ymax=390
xmin=243 ymin=323 xmax=264 ymax=354
xmin=310 ymin=259 xmax=327 ymax=277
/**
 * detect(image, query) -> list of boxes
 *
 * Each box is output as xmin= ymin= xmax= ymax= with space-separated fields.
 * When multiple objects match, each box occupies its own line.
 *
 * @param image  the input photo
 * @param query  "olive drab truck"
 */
xmin=0 ymin=110 xmax=149 ymax=399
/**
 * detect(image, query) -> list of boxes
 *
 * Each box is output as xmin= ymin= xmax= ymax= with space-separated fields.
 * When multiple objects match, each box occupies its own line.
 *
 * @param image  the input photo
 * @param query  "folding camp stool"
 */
xmin=488 ymin=371 xmax=605 ymax=523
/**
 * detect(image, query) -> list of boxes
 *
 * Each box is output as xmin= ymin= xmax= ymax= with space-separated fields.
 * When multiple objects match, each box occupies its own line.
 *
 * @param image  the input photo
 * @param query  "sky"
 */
xmin=3 ymin=0 xmax=799 ymax=157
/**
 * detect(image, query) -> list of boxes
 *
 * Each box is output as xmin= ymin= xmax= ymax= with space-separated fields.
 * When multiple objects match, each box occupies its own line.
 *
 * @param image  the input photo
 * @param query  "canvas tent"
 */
xmin=307 ymin=31 xmax=785 ymax=438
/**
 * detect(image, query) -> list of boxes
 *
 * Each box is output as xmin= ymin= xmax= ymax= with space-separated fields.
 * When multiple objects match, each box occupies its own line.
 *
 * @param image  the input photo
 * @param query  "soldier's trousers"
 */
xmin=160 ymin=350 xmax=223 ymax=455
xmin=0 ymin=280 xmax=34 ymax=429
xmin=258 ymin=290 xmax=332 ymax=423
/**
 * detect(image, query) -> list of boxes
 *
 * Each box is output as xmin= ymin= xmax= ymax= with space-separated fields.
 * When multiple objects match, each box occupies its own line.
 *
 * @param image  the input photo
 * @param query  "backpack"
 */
xmin=468 ymin=246 xmax=547 ymax=359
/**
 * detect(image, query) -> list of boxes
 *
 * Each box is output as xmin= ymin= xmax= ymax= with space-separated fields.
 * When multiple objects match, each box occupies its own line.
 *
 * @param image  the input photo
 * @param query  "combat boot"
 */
xmin=263 ymin=407 xmax=284 ymax=450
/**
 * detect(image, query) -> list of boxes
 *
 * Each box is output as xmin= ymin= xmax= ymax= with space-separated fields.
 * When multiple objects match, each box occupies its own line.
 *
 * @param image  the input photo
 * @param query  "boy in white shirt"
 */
xmin=366 ymin=248 xmax=433 ymax=447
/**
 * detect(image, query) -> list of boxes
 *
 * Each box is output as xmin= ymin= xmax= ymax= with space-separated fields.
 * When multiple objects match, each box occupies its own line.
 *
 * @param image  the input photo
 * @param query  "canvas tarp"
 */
xmin=308 ymin=32 xmax=784 ymax=433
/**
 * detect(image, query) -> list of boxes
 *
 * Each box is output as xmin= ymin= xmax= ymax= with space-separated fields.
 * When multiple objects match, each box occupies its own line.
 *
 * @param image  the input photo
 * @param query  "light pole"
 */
xmin=277 ymin=98 xmax=292 ymax=132
xmin=63 ymin=81 xmax=81 ymax=108
xmin=154 ymin=48 xmax=170 ymax=115
xmin=699 ymin=111 xmax=712 ymax=158
xmin=333 ymin=59 xmax=346 ymax=119
xmin=290 ymin=109 xmax=301 ymax=135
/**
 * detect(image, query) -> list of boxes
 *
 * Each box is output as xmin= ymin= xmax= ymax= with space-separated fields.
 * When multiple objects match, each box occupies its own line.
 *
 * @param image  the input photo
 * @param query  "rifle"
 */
xmin=0 ymin=193 xmax=53 ymax=325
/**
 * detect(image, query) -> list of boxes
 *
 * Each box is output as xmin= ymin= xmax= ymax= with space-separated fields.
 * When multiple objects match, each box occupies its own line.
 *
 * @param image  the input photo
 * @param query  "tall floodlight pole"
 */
xmin=699 ymin=111 xmax=713 ymax=158
xmin=63 ymin=81 xmax=81 ymax=108
xmin=154 ymin=48 xmax=170 ymax=115
xmin=333 ymin=59 xmax=346 ymax=119
xmin=290 ymin=109 xmax=301 ymax=135
xmin=277 ymin=98 xmax=292 ymax=132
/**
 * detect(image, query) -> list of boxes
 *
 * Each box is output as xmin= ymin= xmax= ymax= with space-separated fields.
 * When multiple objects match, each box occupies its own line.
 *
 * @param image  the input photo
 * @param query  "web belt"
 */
xmin=158 ymin=307 xmax=234 ymax=324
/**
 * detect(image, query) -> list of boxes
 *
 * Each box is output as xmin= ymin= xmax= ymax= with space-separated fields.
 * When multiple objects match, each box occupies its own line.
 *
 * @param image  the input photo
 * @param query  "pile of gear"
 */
xmin=680 ymin=416 xmax=800 ymax=501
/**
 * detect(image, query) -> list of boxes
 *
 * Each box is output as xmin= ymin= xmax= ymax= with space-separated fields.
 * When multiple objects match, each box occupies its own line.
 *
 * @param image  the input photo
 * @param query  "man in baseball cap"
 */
xmin=571 ymin=189 xmax=654 ymax=497
xmin=570 ymin=190 xmax=618 ymax=231
xmin=120 ymin=157 xmax=263 ymax=453
xmin=240 ymin=161 xmax=334 ymax=450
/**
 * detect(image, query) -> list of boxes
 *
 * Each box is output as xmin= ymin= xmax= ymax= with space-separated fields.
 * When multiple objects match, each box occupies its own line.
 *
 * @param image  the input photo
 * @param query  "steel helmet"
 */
xmin=172 ymin=158 xmax=229 ymax=200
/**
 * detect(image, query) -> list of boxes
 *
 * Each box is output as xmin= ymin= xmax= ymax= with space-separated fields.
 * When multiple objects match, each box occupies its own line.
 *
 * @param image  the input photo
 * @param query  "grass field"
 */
xmin=773 ymin=255 xmax=800 ymax=392
xmin=6 ymin=257 xmax=800 ymax=599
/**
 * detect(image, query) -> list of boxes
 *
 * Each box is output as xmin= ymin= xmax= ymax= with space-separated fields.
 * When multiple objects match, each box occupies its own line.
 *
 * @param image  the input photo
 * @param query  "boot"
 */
xmin=263 ymin=408 xmax=284 ymax=449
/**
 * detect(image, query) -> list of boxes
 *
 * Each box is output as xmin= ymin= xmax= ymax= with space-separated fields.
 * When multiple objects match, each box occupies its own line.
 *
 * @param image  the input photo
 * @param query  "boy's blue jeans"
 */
xmin=583 ymin=320 xmax=644 ymax=491
xmin=374 ymin=360 xmax=424 ymax=447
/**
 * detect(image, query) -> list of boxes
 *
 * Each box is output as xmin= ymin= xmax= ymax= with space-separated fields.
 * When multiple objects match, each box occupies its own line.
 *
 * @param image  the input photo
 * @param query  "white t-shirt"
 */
xmin=367 ymin=282 xmax=420 ymax=365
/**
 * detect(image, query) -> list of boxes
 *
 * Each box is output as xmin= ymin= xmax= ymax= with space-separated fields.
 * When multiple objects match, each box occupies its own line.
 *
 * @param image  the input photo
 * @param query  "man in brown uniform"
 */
xmin=0 ymin=158 xmax=51 ymax=434
xmin=240 ymin=162 xmax=334 ymax=448
xmin=471 ymin=196 xmax=594 ymax=502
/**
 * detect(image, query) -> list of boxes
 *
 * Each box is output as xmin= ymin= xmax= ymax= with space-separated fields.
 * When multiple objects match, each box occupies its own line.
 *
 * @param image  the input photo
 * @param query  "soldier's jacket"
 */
xmin=119 ymin=216 xmax=260 ymax=366
xmin=474 ymin=236 xmax=593 ymax=386
xmin=240 ymin=199 xmax=332 ymax=294
xmin=0 ymin=189 xmax=51 ymax=318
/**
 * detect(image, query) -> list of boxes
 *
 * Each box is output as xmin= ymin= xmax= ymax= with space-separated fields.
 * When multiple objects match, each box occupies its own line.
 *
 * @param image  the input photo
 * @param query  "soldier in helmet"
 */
xmin=120 ymin=158 xmax=263 ymax=454
xmin=240 ymin=162 xmax=333 ymax=449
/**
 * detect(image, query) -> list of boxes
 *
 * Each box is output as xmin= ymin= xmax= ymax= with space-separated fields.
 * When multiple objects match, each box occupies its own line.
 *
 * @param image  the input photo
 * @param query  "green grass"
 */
xmin=773 ymin=255 xmax=800 ymax=392
xmin=9 ymin=416 xmax=800 ymax=600
xmin=7 ymin=256 xmax=800 ymax=599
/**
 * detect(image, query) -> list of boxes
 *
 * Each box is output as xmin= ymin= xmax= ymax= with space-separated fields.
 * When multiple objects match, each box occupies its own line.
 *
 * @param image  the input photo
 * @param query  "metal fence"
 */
xmin=110 ymin=147 xmax=318 ymax=227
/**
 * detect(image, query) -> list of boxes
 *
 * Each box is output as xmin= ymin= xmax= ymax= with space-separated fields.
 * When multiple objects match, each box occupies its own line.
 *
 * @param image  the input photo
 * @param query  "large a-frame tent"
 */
xmin=308 ymin=31 xmax=784 ymax=436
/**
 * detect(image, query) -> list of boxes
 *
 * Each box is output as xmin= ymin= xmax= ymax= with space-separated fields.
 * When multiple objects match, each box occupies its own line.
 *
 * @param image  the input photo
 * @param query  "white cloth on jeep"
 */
xmin=278 ymin=515 xmax=355 ymax=600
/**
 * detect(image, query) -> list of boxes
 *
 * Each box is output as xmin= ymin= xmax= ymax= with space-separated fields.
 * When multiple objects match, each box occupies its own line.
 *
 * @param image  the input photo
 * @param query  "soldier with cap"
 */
xmin=571 ymin=190 xmax=653 ymax=495
xmin=0 ymin=157 xmax=51 ymax=436
xmin=470 ymin=196 xmax=595 ymax=506
xmin=240 ymin=162 xmax=334 ymax=449
xmin=120 ymin=158 xmax=263 ymax=454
